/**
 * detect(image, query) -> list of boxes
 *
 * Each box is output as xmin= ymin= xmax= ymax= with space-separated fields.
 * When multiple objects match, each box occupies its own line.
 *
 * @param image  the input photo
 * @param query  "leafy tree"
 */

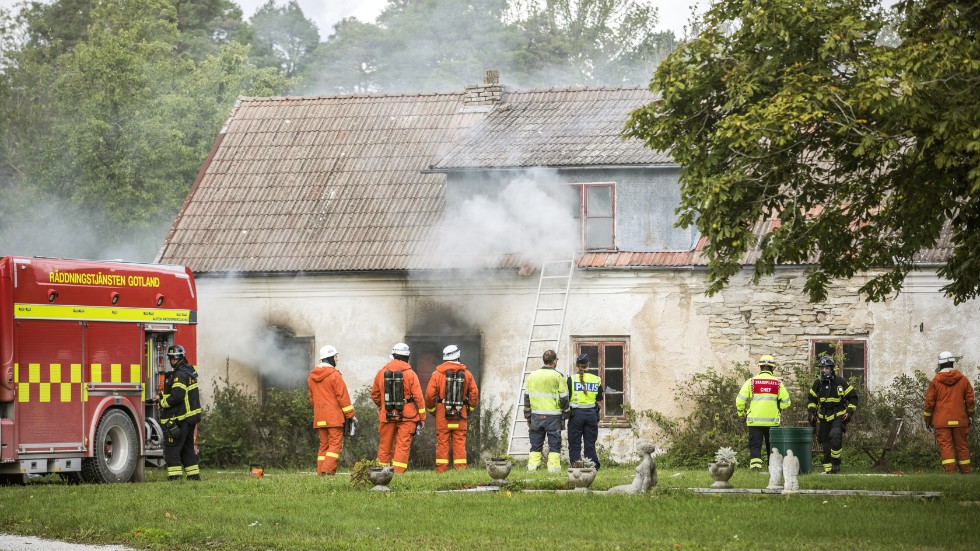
xmin=513 ymin=0 xmax=676 ymax=86
xmin=626 ymin=0 xmax=980 ymax=304
xmin=300 ymin=16 xmax=386 ymax=94
xmin=0 ymin=0 xmax=290 ymax=259
xmin=308 ymin=0 xmax=521 ymax=93
xmin=248 ymin=0 xmax=319 ymax=77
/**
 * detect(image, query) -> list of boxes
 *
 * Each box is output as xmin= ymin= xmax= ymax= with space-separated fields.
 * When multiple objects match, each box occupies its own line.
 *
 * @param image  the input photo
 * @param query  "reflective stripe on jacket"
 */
xmin=524 ymin=367 xmax=569 ymax=415
xmin=924 ymin=368 xmax=976 ymax=428
xmin=161 ymin=362 xmax=201 ymax=425
xmin=308 ymin=363 xmax=355 ymax=428
xmin=735 ymin=371 xmax=791 ymax=426
xmin=568 ymin=373 xmax=602 ymax=408
xmin=807 ymin=375 xmax=858 ymax=420
xmin=370 ymin=359 xmax=426 ymax=423
xmin=424 ymin=361 xmax=480 ymax=430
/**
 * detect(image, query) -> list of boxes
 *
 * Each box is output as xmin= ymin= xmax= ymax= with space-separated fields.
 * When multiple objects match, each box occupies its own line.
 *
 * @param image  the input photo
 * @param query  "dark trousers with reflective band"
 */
xmin=567 ymin=408 xmax=600 ymax=469
xmin=818 ymin=417 xmax=844 ymax=472
xmin=747 ymin=426 xmax=772 ymax=468
xmin=164 ymin=420 xmax=200 ymax=479
xmin=528 ymin=414 xmax=563 ymax=454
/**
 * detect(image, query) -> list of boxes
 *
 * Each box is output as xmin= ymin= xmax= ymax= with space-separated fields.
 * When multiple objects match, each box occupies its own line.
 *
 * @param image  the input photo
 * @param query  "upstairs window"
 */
xmin=571 ymin=184 xmax=615 ymax=250
xmin=810 ymin=339 xmax=867 ymax=387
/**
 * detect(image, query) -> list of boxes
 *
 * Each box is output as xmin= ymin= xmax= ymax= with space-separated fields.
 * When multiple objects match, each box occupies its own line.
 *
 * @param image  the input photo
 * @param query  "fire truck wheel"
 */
xmin=0 ymin=474 xmax=24 ymax=486
xmin=81 ymin=409 xmax=139 ymax=483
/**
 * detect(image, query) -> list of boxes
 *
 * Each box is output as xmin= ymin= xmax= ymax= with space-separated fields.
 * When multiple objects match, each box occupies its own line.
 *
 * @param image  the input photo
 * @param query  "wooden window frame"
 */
xmin=569 ymin=183 xmax=616 ymax=251
xmin=809 ymin=338 xmax=868 ymax=387
xmin=573 ymin=338 xmax=630 ymax=427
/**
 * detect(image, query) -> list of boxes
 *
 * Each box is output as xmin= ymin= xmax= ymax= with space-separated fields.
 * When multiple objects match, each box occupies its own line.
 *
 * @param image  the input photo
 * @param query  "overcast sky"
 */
xmin=0 ymin=0 xmax=704 ymax=37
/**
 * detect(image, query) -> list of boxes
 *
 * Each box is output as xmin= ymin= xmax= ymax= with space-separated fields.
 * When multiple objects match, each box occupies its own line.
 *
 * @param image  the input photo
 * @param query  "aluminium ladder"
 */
xmin=506 ymin=257 xmax=575 ymax=457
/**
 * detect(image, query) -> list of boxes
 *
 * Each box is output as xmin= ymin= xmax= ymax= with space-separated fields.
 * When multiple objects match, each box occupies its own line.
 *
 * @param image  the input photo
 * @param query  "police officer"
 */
xmin=523 ymin=350 xmax=569 ymax=472
xmin=160 ymin=344 xmax=202 ymax=481
xmin=567 ymin=353 xmax=603 ymax=469
xmin=807 ymin=356 xmax=858 ymax=474
xmin=735 ymin=354 xmax=791 ymax=471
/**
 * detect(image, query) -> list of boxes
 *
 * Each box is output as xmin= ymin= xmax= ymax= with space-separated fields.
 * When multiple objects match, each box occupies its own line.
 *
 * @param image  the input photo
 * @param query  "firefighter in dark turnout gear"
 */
xmin=807 ymin=356 xmax=858 ymax=474
xmin=567 ymin=353 xmax=603 ymax=469
xmin=161 ymin=344 xmax=202 ymax=480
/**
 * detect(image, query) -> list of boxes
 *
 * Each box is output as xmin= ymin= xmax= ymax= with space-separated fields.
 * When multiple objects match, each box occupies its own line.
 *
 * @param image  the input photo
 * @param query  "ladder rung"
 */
xmin=539 ymin=290 xmax=567 ymax=295
xmin=541 ymin=275 xmax=570 ymax=279
xmin=535 ymin=307 xmax=564 ymax=311
xmin=532 ymin=323 xmax=561 ymax=327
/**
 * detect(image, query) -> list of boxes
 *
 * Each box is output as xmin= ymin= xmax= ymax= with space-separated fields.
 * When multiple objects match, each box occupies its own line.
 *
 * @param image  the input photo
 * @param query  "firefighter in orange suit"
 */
xmin=425 ymin=344 xmax=479 ymax=473
xmin=924 ymin=351 xmax=975 ymax=474
xmin=371 ymin=343 xmax=426 ymax=473
xmin=308 ymin=345 xmax=356 ymax=476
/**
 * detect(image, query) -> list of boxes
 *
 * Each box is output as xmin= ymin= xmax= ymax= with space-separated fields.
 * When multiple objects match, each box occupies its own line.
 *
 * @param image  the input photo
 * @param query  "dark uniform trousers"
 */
xmin=567 ymin=408 xmax=600 ymax=469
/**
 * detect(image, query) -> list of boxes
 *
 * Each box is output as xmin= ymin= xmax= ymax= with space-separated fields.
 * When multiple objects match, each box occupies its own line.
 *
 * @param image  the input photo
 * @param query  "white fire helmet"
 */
xmin=443 ymin=344 xmax=461 ymax=361
xmin=938 ymin=351 xmax=955 ymax=368
xmin=319 ymin=345 xmax=338 ymax=361
xmin=391 ymin=342 xmax=411 ymax=358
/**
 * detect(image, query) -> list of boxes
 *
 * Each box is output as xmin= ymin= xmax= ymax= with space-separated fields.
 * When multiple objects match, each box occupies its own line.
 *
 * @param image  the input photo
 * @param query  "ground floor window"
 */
xmin=573 ymin=339 xmax=629 ymax=426
xmin=810 ymin=338 xmax=867 ymax=387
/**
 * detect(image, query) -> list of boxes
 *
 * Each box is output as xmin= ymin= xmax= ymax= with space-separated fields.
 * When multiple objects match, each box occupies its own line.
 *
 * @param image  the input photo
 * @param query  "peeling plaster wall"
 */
xmin=192 ymin=266 xmax=980 ymax=461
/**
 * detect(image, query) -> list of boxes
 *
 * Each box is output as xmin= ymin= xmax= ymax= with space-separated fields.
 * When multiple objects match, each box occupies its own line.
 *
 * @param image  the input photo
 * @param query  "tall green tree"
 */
xmin=308 ymin=0 xmax=521 ymax=93
xmin=248 ymin=0 xmax=319 ymax=77
xmin=513 ymin=0 xmax=676 ymax=86
xmin=625 ymin=0 xmax=980 ymax=304
xmin=0 ymin=0 xmax=290 ymax=260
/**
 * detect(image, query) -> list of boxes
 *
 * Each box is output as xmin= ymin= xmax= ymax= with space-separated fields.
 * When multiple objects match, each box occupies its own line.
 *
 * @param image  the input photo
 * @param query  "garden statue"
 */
xmin=782 ymin=450 xmax=800 ymax=495
xmin=767 ymin=448 xmax=784 ymax=490
xmin=607 ymin=440 xmax=657 ymax=494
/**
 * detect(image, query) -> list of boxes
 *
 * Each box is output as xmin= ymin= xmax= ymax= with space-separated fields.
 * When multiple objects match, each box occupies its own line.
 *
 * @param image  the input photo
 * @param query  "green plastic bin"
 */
xmin=770 ymin=427 xmax=813 ymax=474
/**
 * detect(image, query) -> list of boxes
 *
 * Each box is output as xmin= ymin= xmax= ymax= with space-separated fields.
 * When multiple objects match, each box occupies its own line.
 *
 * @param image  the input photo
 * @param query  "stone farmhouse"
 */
xmin=157 ymin=72 xmax=979 ymax=458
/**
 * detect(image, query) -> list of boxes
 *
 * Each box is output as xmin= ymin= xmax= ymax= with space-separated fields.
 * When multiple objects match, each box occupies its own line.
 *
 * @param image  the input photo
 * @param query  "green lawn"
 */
xmin=1 ymin=464 xmax=977 ymax=550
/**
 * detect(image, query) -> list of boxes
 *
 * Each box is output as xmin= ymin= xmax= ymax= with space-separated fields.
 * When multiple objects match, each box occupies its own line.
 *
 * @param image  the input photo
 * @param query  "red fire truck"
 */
xmin=0 ymin=256 xmax=197 ymax=483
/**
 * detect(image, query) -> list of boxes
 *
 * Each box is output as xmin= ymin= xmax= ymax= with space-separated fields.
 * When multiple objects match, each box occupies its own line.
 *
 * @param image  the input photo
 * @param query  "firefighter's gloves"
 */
xmin=925 ymin=421 xmax=933 ymax=432
xmin=736 ymin=410 xmax=745 ymax=419
xmin=970 ymin=417 xmax=974 ymax=427
xmin=843 ymin=411 xmax=853 ymax=424
xmin=808 ymin=414 xmax=818 ymax=427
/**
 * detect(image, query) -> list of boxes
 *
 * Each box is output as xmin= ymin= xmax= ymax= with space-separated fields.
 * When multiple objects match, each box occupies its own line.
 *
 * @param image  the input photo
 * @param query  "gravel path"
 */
xmin=0 ymin=534 xmax=134 ymax=551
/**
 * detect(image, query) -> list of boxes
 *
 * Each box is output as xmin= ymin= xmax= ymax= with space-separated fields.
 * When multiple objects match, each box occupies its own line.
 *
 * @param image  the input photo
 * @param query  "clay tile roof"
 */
xmin=431 ymin=87 xmax=671 ymax=170
xmin=157 ymin=92 xmax=487 ymax=273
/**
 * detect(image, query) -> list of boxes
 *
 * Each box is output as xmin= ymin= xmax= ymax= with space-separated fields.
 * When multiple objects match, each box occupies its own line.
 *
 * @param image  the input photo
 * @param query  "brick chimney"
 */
xmin=463 ymin=70 xmax=503 ymax=108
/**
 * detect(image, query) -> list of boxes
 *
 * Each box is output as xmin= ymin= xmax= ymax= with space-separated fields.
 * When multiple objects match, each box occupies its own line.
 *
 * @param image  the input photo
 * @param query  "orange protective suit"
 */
xmin=424 ymin=361 xmax=479 ymax=472
xmin=924 ymin=368 xmax=976 ymax=473
xmin=371 ymin=359 xmax=425 ymax=473
xmin=308 ymin=362 xmax=355 ymax=475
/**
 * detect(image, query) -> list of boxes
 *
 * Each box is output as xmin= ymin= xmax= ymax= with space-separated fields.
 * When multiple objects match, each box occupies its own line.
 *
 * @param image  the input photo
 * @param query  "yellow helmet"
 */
xmin=758 ymin=355 xmax=777 ymax=370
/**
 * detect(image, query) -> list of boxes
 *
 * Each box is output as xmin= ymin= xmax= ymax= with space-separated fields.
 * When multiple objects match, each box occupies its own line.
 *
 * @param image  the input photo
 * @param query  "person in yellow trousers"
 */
xmin=307 ymin=345 xmax=356 ymax=476
xmin=735 ymin=355 xmax=791 ymax=471
xmin=523 ymin=349 xmax=569 ymax=472
xmin=425 ymin=344 xmax=479 ymax=472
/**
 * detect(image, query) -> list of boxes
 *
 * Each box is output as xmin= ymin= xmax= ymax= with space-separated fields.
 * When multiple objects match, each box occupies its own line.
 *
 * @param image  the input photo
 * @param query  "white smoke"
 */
xmin=434 ymin=168 xmax=580 ymax=269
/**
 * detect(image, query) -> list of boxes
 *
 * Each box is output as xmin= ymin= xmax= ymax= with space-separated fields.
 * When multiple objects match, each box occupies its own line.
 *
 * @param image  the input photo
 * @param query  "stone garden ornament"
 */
xmin=567 ymin=458 xmax=597 ymax=491
xmin=607 ymin=440 xmax=658 ymax=494
xmin=708 ymin=446 xmax=737 ymax=489
xmin=486 ymin=457 xmax=513 ymax=486
xmin=782 ymin=450 xmax=800 ymax=495
xmin=767 ymin=447 xmax=784 ymax=490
